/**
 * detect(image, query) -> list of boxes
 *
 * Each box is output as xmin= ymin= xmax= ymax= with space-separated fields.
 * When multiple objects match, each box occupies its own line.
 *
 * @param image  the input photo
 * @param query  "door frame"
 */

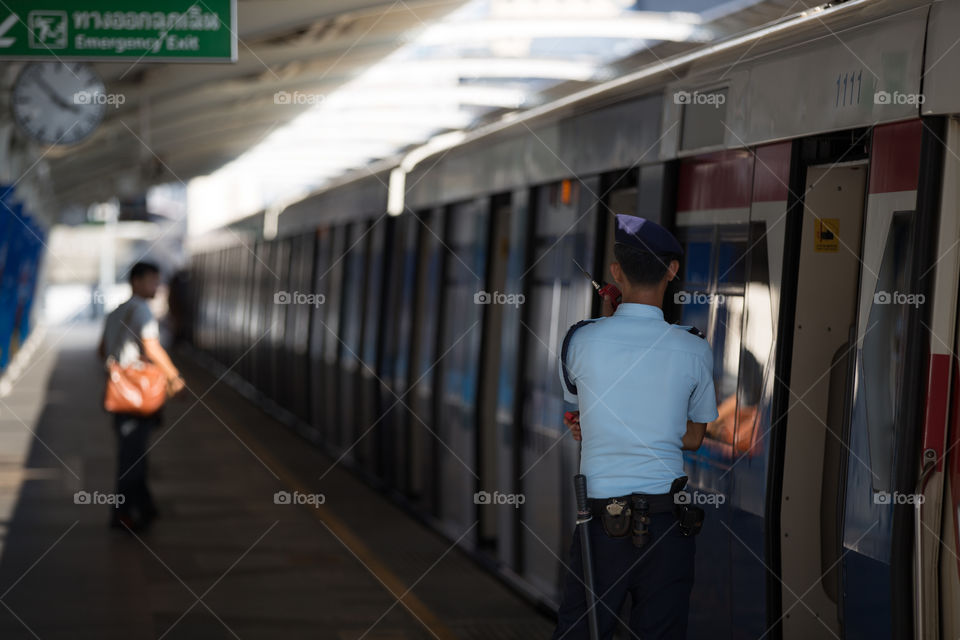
xmin=766 ymin=129 xmax=871 ymax=639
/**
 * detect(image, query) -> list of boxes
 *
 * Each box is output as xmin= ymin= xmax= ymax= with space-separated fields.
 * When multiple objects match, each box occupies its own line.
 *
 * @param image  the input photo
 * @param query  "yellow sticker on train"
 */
xmin=814 ymin=218 xmax=839 ymax=252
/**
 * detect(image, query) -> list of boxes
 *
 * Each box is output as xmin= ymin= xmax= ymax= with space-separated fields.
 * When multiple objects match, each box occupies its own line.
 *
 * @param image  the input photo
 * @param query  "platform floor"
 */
xmin=0 ymin=322 xmax=553 ymax=639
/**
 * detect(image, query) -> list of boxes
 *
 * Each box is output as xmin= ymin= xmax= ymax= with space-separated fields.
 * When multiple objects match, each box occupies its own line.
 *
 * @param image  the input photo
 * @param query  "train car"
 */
xmin=188 ymin=0 xmax=960 ymax=637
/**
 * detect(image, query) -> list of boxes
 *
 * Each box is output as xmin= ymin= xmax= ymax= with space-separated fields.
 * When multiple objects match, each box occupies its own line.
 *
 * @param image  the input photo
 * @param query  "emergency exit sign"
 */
xmin=0 ymin=1 xmax=236 ymax=62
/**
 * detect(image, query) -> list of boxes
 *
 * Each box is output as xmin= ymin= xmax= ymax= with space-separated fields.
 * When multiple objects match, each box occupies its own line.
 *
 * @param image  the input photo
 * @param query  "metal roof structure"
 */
xmin=0 ymin=0 xmax=804 ymax=227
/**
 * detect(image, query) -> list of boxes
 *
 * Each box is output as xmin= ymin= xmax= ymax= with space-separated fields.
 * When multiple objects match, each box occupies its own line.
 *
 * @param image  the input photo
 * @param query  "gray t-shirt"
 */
xmin=101 ymin=296 xmax=159 ymax=367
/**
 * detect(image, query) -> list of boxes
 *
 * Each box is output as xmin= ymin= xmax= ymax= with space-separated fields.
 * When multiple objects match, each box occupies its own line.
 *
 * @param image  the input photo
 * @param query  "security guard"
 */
xmin=552 ymin=214 xmax=719 ymax=639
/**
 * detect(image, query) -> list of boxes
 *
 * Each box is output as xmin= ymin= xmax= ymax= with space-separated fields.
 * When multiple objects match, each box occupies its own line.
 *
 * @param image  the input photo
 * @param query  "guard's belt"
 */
xmin=587 ymin=492 xmax=676 ymax=518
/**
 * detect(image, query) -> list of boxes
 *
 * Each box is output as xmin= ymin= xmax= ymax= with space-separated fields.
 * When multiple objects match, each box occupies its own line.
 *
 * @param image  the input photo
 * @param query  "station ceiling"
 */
xmin=2 ymin=0 xmax=466 ymax=221
xmin=0 ymin=0 xmax=802 ymax=226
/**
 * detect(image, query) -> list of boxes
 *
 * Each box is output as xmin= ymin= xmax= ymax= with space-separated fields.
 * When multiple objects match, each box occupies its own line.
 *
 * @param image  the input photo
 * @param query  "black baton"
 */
xmin=574 ymin=473 xmax=600 ymax=640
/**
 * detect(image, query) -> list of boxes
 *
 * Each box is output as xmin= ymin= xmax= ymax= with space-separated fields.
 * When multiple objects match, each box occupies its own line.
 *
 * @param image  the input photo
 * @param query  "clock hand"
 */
xmin=33 ymin=76 xmax=81 ymax=113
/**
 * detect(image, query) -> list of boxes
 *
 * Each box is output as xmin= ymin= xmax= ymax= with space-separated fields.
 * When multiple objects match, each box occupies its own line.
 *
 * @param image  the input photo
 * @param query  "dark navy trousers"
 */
xmin=113 ymin=412 xmax=160 ymax=522
xmin=552 ymin=512 xmax=695 ymax=640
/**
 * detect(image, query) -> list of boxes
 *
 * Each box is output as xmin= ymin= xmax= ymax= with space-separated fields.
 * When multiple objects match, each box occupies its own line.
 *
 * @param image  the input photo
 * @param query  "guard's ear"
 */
xmin=610 ymin=261 xmax=623 ymax=284
xmin=667 ymin=258 xmax=680 ymax=282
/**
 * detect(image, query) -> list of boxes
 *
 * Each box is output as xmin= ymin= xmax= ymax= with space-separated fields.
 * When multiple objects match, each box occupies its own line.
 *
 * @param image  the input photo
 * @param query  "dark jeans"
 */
xmin=552 ymin=512 xmax=695 ymax=640
xmin=112 ymin=412 xmax=160 ymax=523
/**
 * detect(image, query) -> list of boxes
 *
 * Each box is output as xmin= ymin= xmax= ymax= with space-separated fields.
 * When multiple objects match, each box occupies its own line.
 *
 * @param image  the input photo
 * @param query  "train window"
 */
xmin=601 ymin=169 xmax=639 ymax=217
xmin=855 ymin=212 xmax=915 ymax=491
xmin=598 ymin=170 xmax=640 ymax=270
xmin=735 ymin=224 xmax=771 ymax=461
xmin=685 ymin=241 xmax=712 ymax=285
xmin=717 ymin=240 xmax=747 ymax=284
xmin=676 ymin=225 xmax=753 ymax=454
xmin=682 ymin=300 xmax=711 ymax=339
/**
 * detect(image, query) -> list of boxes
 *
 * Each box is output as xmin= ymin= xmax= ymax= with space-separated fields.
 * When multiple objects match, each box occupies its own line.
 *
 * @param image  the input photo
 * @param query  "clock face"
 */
xmin=12 ymin=62 xmax=107 ymax=146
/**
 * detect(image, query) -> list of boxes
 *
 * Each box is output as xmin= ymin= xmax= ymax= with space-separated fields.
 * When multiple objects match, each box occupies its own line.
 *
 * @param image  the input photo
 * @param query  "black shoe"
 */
xmin=143 ymin=503 xmax=159 ymax=523
xmin=109 ymin=512 xmax=147 ymax=533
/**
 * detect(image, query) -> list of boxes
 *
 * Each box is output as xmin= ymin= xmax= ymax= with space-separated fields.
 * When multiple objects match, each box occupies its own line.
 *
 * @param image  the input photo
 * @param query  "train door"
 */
xmin=284 ymin=233 xmax=314 ymax=422
xmin=339 ymin=222 xmax=369 ymax=465
xmin=435 ymin=198 xmax=489 ymax=541
xmin=280 ymin=238 xmax=300 ymax=411
xmin=379 ymin=213 xmax=419 ymax=491
xmin=297 ymin=233 xmax=316 ymax=423
xmin=408 ymin=207 xmax=445 ymax=512
xmin=358 ymin=220 xmax=387 ymax=477
xmin=216 ymin=248 xmax=230 ymax=363
xmin=309 ymin=226 xmax=333 ymax=442
xmin=833 ymin=120 xmax=928 ymax=640
xmin=232 ymin=246 xmax=249 ymax=379
xmin=323 ymin=226 xmax=347 ymax=451
xmin=239 ymin=244 xmax=255 ymax=385
xmin=519 ymin=177 xmax=597 ymax=600
xmin=488 ymin=189 xmax=530 ymax=570
xmin=252 ymin=239 xmax=273 ymax=392
xmin=933 ymin=118 xmax=960 ymax=640
xmin=268 ymin=238 xmax=290 ymax=403
xmin=476 ymin=194 xmax=510 ymax=546
xmin=780 ymin=158 xmax=866 ymax=639
xmin=673 ymin=145 xmax=791 ymax=640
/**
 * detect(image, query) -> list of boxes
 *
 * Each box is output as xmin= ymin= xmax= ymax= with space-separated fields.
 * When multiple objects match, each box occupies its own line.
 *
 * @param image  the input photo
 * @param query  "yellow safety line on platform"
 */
xmin=226 ymin=419 xmax=459 ymax=640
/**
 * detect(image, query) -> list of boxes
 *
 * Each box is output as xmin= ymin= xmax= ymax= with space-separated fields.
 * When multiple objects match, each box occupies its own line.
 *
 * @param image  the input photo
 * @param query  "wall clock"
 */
xmin=11 ymin=62 xmax=106 ymax=146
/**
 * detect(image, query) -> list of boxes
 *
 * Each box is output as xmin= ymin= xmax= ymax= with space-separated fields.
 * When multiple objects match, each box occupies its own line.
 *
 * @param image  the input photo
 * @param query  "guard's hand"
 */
xmin=598 ymin=284 xmax=620 ymax=317
xmin=564 ymin=411 xmax=581 ymax=441
xmin=167 ymin=375 xmax=186 ymax=397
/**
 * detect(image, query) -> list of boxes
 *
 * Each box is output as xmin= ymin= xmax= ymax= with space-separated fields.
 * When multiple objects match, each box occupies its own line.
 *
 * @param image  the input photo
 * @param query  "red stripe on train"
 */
xmin=752 ymin=142 xmax=792 ymax=203
xmin=677 ymin=150 xmax=753 ymax=212
xmin=869 ymin=120 xmax=922 ymax=194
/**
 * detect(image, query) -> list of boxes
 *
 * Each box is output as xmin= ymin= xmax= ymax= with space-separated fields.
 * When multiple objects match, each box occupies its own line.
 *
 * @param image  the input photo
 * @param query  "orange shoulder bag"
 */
xmin=103 ymin=305 xmax=168 ymax=416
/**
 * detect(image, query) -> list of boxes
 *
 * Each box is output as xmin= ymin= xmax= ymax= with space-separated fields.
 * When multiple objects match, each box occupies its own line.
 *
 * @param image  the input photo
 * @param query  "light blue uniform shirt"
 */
xmin=559 ymin=303 xmax=719 ymax=497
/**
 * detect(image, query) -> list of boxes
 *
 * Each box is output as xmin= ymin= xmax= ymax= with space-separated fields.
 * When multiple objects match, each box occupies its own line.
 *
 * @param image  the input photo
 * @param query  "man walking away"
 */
xmin=98 ymin=261 xmax=185 ymax=531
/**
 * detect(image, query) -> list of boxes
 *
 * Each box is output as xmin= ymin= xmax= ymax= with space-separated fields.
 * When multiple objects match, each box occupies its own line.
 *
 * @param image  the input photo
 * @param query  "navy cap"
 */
xmin=614 ymin=214 xmax=683 ymax=257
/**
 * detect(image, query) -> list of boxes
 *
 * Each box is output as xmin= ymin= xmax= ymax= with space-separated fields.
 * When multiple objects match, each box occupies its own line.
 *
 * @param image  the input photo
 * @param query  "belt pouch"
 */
xmin=600 ymin=499 xmax=632 ymax=537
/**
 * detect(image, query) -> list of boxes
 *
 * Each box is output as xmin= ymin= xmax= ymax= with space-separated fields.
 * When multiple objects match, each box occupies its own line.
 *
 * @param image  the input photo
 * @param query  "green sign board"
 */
xmin=0 ymin=1 xmax=236 ymax=62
